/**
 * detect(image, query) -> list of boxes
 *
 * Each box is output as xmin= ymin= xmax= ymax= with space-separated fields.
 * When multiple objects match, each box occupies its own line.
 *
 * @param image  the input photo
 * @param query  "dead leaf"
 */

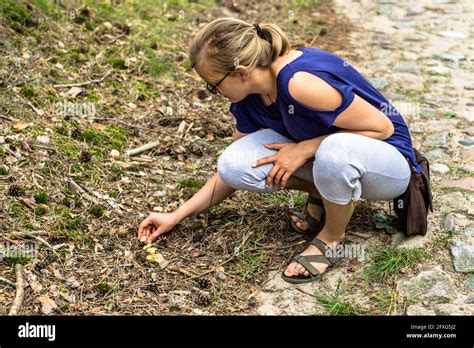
xmin=67 ymin=87 xmax=83 ymax=98
xmin=91 ymin=123 xmax=106 ymax=131
xmin=27 ymin=102 xmax=45 ymax=116
xmin=248 ymin=287 xmax=261 ymax=300
xmin=13 ymin=122 xmax=29 ymax=132
xmin=347 ymin=257 xmax=360 ymax=272
xmin=37 ymin=295 xmax=58 ymax=315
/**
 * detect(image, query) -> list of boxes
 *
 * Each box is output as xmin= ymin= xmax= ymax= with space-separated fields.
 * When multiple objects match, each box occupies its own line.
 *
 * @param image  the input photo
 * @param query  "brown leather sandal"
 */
xmin=290 ymin=195 xmax=325 ymax=235
xmin=281 ymin=237 xmax=345 ymax=284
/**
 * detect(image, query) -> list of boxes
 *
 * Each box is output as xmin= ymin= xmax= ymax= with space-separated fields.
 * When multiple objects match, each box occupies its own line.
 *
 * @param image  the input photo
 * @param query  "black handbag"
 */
xmin=393 ymin=148 xmax=434 ymax=236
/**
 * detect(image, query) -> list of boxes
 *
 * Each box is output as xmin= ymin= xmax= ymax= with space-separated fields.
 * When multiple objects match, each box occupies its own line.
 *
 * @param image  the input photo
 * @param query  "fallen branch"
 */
xmin=125 ymin=140 xmax=160 ymax=157
xmin=68 ymin=178 xmax=124 ymax=215
xmin=53 ymin=70 xmax=112 ymax=88
xmin=0 ymin=276 xmax=16 ymax=288
xmin=185 ymin=256 xmax=235 ymax=281
xmin=10 ymin=231 xmax=49 ymax=237
xmin=347 ymin=231 xmax=372 ymax=239
xmin=8 ymin=264 xmax=25 ymax=315
xmin=0 ymin=114 xmax=19 ymax=123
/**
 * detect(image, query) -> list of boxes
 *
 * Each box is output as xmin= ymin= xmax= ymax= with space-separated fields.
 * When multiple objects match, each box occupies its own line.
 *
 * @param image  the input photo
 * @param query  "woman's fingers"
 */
xmin=148 ymin=225 xmax=165 ymax=243
xmin=138 ymin=216 xmax=152 ymax=239
xmin=273 ymin=167 xmax=287 ymax=189
xmin=280 ymin=171 xmax=292 ymax=190
xmin=265 ymin=164 xmax=280 ymax=188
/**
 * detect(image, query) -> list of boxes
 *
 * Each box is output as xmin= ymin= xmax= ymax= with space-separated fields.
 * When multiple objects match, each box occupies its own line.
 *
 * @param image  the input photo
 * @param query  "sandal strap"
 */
xmin=293 ymin=254 xmax=321 ymax=277
xmin=310 ymin=237 xmax=345 ymax=266
xmin=307 ymin=196 xmax=324 ymax=207
xmin=299 ymin=254 xmax=331 ymax=265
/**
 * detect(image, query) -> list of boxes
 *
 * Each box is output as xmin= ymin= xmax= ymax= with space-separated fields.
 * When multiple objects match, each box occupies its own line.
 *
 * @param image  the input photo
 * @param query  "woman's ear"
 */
xmin=233 ymin=65 xmax=250 ymax=81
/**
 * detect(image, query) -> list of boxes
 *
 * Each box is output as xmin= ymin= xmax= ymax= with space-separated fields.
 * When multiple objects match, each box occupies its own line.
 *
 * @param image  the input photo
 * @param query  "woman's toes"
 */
xmin=291 ymin=215 xmax=309 ymax=230
xmin=284 ymin=262 xmax=296 ymax=276
xmin=303 ymin=270 xmax=309 ymax=277
xmin=295 ymin=265 xmax=305 ymax=276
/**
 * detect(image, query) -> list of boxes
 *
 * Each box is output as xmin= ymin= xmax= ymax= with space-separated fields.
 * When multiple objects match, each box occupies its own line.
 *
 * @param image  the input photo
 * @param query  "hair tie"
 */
xmin=254 ymin=23 xmax=265 ymax=38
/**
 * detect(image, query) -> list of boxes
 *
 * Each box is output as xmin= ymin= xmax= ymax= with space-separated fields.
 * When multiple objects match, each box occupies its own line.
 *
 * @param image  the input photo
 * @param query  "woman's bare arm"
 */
xmin=172 ymin=127 xmax=249 ymax=223
xmin=174 ymin=171 xmax=236 ymax=223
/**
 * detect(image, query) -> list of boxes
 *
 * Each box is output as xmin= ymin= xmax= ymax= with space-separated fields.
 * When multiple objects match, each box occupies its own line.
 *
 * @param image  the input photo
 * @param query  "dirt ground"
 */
xmin=1 ymin=0 xmax=471 ymax=316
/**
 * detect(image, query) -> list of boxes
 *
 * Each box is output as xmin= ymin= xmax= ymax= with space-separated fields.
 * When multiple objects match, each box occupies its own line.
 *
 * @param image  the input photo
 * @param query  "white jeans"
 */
xmin=217 ymin=128 xmax=411 ymax=205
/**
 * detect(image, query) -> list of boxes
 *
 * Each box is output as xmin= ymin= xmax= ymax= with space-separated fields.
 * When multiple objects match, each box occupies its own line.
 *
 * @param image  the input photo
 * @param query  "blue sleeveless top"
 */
xmin=229 ymin=47 xmax=421 ymax=173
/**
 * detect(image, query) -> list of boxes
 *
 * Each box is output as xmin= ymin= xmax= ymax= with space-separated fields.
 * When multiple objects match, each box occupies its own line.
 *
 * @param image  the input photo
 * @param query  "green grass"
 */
xmin=177 ymin=177 xmax=205 ymax=189
xmin=80 ymin=124 xmax=128 ymax=151
xmin=19 ymin=84 xmax=36 ymax=98
xmin=147 ymin=57 xmax=174 ymax=77
xmin=236 ymin=252 xmax=267 ymax=281
xmin=369 ymin=289 xmax=399 ymax=315
xmin=363 ymin=247 xmax=428 ymax=283
xmin=34 ymin=190 xmax=49 ymax=204
xmin=3 ymin=248 xmax=34 ymax=266
xmin=315 ymin=281 xmax=366 ymax=315
xmin=258 ymin=191 xmax=307 ymax=209
xmin=89 ymin=204 xmax=106 ymax=218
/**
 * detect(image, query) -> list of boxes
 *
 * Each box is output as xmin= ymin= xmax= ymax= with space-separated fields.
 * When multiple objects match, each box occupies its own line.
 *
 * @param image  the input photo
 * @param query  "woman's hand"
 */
xmin=252 ymin=142 xmax=309 ymax=190
xmin=137 ymin=212 xmax=180 ymax=243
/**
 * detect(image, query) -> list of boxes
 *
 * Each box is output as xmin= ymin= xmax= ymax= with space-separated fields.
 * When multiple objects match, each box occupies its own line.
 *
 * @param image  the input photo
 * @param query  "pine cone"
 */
xmin=8 ymin=184 xmax=23 ymax=196
xmin=71 ymin=128 xmax=82 ymax=139
xmin=103 ymin=238 xmax=114 ymax=252
xmin=194 ymin=292 xmax=211 ymax=307
xmin=79 ymin=150 xmax=92 ymax=162
xmin=195 ymin=278 xmax=209 ymax=289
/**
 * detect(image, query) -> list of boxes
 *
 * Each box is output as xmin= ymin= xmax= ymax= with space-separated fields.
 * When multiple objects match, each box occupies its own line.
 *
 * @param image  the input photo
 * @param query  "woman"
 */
xmin=137 ymin=18 xmax=420 ymax=284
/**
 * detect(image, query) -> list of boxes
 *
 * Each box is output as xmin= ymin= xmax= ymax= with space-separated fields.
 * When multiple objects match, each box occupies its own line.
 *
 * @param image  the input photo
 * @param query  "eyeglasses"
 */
xmin=206 ymin=70 xmax=233 ymax=94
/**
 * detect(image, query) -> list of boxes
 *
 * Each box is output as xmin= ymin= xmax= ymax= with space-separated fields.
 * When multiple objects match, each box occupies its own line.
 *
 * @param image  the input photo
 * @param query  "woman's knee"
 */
xmin=313 ymin=135 xmax=360 ymax=204
xmin=314 ymin=135 xmax=354 ymax=182
xmin=217 ymin=143 xmax=273 ymax=191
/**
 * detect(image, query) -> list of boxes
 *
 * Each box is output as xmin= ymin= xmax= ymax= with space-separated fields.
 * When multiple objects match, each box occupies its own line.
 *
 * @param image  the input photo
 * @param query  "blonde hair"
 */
xmin=189 ymin=17 xmax=291 ymax=76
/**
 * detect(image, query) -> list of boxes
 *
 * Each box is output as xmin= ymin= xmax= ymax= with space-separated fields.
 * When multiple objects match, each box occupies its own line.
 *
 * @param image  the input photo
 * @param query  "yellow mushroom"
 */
xmin=143 ymin=243 xmax=153 ymax=251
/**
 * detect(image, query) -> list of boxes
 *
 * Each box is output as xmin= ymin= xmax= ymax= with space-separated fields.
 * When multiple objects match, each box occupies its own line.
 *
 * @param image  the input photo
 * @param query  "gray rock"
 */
xmin=462 ymin=224 xmax=474 ymax=239
xmin=404 ymin=33 xmax=429 ymax=42
xmin=378 ymin=4 xmax=395 ymax=16
xmin=424 ymin=148 xmax=446 ymax=160
xmin=458 ymin=139 xmax=474 ymax=146
xmin=464 ymin=84 xmax=474 ymax=91
xmin=425 ymin=132 xmax=449 ymax=148
xmin=384 ymin=91 xmax=406 ymax=101
xmin=397 ymin=234 xmax=431 ymax=249
xmin=419 ymin=107 xmax=437 ymax=118
xmin=406 ymin=304 xmax=436 ymax=315
xmin=467 ymin=274 xmax=474 ymax=292
xmin=397 ymin=266 xmax=458 ymax=302
xmin=465 ymin=295 xmax=474 ymax=304
xmin=370 ymin=77 xmax=389 ymax=90
xmin=167 ymin=290 xmax=190 ymax=309
xmin=438 ymin=31 xmax=469 ymax=40
xmin=435 ymin=303 xmax=474 ymax=315
xmin=462 ymin=128 xmax=474 ymax=137
xmin=443 ymin=214 xmax=455 ymax=231
xmin=451 ymin=240 xmax=474 ymax=273
xmin=431 ymin=163 xmax=450 ymax=174
xmin=215 ymin=271 xmax=227 ymax=280
xmin=406 ymin=4 xmax=425 ymax=16
xmin=392 ymin=61 xmax=421 ymax=75
xmin=372 ymin=33 xmax=392 ymax=48
xmin=433 ymin=52 xmax=466 ymax=67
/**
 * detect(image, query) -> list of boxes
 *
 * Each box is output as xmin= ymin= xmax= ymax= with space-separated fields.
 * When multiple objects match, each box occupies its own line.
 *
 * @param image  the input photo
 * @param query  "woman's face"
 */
xmin=196 ymin=61 xmax=251 ymax=103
